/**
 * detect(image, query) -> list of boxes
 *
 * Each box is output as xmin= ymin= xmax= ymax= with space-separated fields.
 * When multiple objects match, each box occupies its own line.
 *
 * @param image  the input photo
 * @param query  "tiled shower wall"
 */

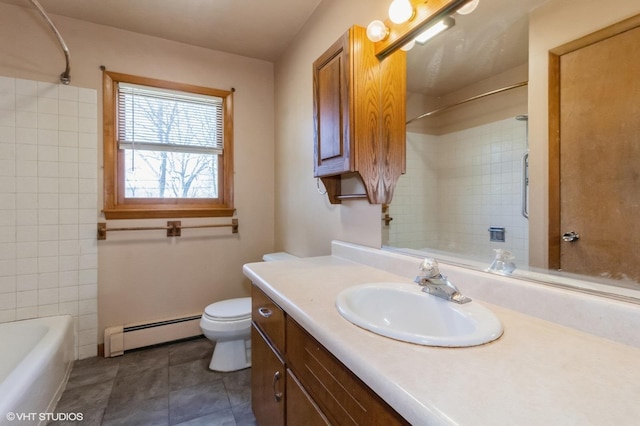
xmin=0 ymin=76 xmax=98 ymax=359
xmin=387 ymin=117 xmax=529 ymax=267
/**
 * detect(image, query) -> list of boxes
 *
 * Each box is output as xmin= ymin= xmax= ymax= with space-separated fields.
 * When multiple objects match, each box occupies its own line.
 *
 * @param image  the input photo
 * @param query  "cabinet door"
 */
xmin=251 ymin=325 xmax=285 ymax=426
xmin=313 ymin=31 xmax=351 ymax=177
xmin=286 ymin=369 xmax=330 ymax=426
xmin=287 ymin=317 xmax=409 ymax=425
xmin=252 ymin=284 xmax=285 ymax=354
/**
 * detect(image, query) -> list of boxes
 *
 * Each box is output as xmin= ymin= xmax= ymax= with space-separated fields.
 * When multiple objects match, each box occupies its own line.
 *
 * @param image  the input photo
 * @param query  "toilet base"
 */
xmin=209 ymin=338 xmax=251 ymax=372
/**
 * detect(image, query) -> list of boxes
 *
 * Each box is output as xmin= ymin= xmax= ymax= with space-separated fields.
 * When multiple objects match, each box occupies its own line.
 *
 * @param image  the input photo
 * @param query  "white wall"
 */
xmin=273 ymin=0 xmax=390 ymax=257
xmin=0 ymin=76 xmax=98 ymax=359
xmin=0 ymin=2 xmax=275 ymax=350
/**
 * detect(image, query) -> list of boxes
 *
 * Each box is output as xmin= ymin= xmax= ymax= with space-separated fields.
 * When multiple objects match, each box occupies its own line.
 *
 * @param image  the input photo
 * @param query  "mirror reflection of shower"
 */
xmin=384 ymin=115 xmax=530 ymax=267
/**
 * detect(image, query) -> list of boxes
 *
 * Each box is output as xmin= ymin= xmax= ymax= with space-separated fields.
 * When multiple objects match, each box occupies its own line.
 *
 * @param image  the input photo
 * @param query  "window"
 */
xmin=103 ymin=71 xmax=234 ymax=219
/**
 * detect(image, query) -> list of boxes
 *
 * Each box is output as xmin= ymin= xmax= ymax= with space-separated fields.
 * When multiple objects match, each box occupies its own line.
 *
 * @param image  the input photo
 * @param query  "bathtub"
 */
xmin=0 ymin=316 xmax=74 ymax=426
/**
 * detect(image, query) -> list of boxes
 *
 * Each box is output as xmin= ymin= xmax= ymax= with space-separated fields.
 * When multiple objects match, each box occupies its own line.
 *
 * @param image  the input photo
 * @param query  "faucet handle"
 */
xmin=418 ymin=258 xmax=440 ymax=278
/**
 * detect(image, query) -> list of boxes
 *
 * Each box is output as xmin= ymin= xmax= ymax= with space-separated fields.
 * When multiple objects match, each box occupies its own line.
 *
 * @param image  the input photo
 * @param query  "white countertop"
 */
xmin=243 ymin=255 xmax=640 ymax=426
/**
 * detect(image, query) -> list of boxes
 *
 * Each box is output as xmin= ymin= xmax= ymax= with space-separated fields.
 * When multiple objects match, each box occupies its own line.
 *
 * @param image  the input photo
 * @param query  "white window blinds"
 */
xmin=117 ymin=82 xmax=224 ymax=155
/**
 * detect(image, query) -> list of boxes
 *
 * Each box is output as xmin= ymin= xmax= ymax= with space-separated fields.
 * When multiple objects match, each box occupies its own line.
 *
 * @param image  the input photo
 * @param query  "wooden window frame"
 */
xmin=102 ymin=71 xmax=234 ymax=219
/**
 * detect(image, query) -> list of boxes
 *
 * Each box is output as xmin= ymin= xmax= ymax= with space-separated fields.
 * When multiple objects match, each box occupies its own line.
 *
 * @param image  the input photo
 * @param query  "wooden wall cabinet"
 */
xmin=313 ymin=26 xmax=407 ymax=205
xmin=251 ymin=284 xmax=408 ymax=425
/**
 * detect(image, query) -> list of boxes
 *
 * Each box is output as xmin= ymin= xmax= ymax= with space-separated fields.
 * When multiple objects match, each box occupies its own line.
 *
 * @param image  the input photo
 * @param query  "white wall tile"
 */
xmin=17 ymin=143 xmax=37 ymax=161
xmin=59 ymin=270 xmax=79 ymax=287
xmin=16 ymin=306 xmax=37 ymax=320
xmin=0 ymin=292 xmax=16 ymax=310
xmin=78 ymin=118 xmax=96 ymax=134
xmin=0 ymin=126 xmax=15 ymax=144
xmin=37 ymin=82 xmax=58 ymax=99
xmin=78 ymin=298 xmax=96 ymax=315
xmin=59 ymin=301 xmax=78 ymax=316
xmin=1 ymin=77 xmax=97 ymax=358
xmin=14 ymin=111 xmax=36 ymax=128
xmin=37 ymin=113 xmax=58 ymax=130
xmin=0 ymin=242 xmax=15 ymax=261
xmin=58 ymin=131 xmax=78 ymax=147
xmin=0 ymin=160 xmax=15 ymax=177
xmin=38 ymin=128 xmax=58 ymax=146
xmin=0 ymin=226 xmax=17 ymax=244
xmin=0 ymin=276 xmax=16 ymax=294
xmin=16 ymin=274 xmax=37 ymax=291
xmin=37 ymin=241 xmax=58 ymax=257
xmin=16 ymin=160 xmax=37 ymax=177
xmin=59 ymin=116 xmax=78 ymax=132
xmin=78 ymin=344 xmax=97 ymax=359
xmin=38 ymin=303 xmax=59 ymax=317
xmin=59 ymin=285 xmax=78 ymax=302
xmin=0 ymin=309 xmax=16 ymax=323
xmin=59 ymin=100 xmax=78 ymax=117
xmin=16 ymin=127 xmax=37 ymax=144
xmin=16 ymin=257 xmax=37 ymax=275
xmin=79 ymin=268 xmax=97 ymax=286
xmin=17 ymin=290 xmax=37 ymax=307
xmin=58 ymin=85 xmax=78 ymax=101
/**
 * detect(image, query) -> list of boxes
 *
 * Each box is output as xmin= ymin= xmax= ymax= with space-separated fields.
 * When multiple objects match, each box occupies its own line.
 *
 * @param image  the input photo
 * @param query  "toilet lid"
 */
xmin=204 ymin=297 xmax=251 ymax=321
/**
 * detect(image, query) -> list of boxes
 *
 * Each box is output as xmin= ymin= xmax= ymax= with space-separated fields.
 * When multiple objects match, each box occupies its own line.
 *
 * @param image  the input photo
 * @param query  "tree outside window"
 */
xmin=102 ymin=72 xmax=234 ymax=219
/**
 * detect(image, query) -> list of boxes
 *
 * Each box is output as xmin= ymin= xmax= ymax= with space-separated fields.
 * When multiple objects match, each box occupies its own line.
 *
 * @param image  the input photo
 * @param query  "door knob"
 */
xmin=562 ymin=231 xmax=580 ymax=242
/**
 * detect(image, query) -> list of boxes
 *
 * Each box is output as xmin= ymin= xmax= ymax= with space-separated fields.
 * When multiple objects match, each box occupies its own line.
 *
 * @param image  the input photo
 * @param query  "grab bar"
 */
xmin=521 ymin=152 xmax=529 ymax=219
xmin=29 ymin=0 xmax=71 ymax=84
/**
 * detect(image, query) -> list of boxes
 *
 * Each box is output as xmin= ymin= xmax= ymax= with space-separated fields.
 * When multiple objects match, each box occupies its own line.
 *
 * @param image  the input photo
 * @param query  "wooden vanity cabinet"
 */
xmin=251 ymin=284 xmax=408 ymax=425
xmin=313 ymin=25 xmax=406 ymax=205
xmin=251 ymin=287 xmax=286 ymax=425
xmin=286 ymin=317 xmax=409 ymax=425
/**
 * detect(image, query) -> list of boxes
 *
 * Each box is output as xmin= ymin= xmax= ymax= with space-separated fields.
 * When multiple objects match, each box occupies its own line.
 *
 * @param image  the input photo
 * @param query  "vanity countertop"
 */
xmin=243 ymin=255 xmax=640 ymax=426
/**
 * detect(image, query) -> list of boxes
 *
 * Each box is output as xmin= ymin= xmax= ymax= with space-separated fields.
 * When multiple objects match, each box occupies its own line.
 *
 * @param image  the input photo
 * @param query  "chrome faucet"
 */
xmin=414 ymin=258 xmax=471 ymax=304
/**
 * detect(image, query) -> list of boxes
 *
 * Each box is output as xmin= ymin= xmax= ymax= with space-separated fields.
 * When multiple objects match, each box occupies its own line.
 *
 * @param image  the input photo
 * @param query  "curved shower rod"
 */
xmin=406 ymin=81 xmax=528 ymax=124
xmin=29 ymin=0 xmax=70 ymax=84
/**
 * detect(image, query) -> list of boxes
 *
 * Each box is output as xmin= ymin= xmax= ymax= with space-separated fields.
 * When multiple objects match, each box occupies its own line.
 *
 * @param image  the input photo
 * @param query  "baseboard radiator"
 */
xmin=104 ymin=313 xmax=202 ymax=357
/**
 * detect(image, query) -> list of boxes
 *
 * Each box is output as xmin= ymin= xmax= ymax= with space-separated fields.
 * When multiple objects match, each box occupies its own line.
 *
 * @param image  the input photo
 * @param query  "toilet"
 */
xmin=200 ymin=252 xmax=298 ymax=372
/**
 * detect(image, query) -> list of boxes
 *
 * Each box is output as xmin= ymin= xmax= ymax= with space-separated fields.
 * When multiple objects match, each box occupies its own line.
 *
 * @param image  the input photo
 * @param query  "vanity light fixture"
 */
xmin=457 ymin=0 xmax=479 ymax=15
xmin=388 ymin=0 xmax=415 ymax=24
xmin=366 ymin=0 xmax=474 ymax=53
xmin=401 ymin=39 xmax=416 ymax=51
xmin=414 ymin=17 xmax=455 ymax=44
xmin=366 ymin=20 xmax=390 ymax=42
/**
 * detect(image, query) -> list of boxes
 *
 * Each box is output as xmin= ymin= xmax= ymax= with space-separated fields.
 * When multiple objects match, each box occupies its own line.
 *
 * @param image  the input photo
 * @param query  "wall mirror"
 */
xmin=382 ymin=0 xmax=640 ymax=302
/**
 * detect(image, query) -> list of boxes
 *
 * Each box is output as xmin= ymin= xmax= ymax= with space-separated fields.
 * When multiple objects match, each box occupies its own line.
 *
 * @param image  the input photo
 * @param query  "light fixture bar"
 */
xmin=414 ymin=17 xmax=455 ymax=44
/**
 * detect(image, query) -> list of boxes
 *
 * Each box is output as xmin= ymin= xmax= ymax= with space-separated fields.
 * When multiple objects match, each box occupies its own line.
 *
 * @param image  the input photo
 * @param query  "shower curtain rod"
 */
xmin=29 ymin=0 xmax=71 ymax=84
xmin=406 ymin=81 xmax=528 ymax=124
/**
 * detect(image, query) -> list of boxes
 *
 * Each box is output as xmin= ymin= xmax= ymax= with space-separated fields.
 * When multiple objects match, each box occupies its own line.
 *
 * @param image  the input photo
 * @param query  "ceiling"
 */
xmin=407 ymin=0 xmax=549 ymax=96
xmin=0 ymin=0 xmax=323 ymax=62
xmin=2 ymin=0 xmax=549 ymax=96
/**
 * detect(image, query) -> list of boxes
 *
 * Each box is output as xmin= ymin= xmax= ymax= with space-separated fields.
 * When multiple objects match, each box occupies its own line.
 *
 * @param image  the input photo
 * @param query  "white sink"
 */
xmin=336 ymin=282 xmax=503 ymax=347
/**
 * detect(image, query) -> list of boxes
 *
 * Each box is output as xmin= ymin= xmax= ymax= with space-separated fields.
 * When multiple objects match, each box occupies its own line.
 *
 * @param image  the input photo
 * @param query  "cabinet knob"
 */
xmin=272 ymin=370 xmax=283 ymax=402
xmin=258 ymin=307 xmax=272 ymax=318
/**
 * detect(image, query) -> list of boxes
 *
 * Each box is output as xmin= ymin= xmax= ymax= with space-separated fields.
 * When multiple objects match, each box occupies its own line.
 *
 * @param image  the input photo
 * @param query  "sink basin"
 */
xmin=336 ymin=282 xmax=503 ymax=347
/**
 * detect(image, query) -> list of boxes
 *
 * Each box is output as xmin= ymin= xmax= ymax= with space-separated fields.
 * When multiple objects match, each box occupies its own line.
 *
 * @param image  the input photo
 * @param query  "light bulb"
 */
xmin=400 ymin=40 xmax=415 ymax=51
xmin=366 ymin=20 xmax=389 ymax=42
xmin=388 ymin=0 xmax=414 ymax=24
xmin=457 ymin=0 xmax=479 ymax=15
xmin=414 ymin=17 xmax=455 ymax=44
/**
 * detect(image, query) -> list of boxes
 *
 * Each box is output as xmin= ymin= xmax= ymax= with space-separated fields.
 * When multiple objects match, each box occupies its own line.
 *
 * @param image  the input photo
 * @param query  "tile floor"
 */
xmin=50 ymin=337 xmax=257 ymax=426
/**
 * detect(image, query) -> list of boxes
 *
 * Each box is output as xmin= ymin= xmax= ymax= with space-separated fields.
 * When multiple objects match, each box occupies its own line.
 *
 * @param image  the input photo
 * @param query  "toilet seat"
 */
xmin=203 ymin=297 xmax=251 ymax=322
